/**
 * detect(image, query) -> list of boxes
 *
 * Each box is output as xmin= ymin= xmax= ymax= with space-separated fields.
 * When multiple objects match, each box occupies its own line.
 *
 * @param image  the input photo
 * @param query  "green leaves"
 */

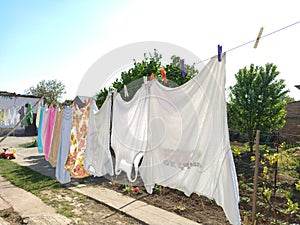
xmin=95 ymin=50 xmax=198 ymax=108
xmin=228 ymin=63 xmax=289 ymax=150
xmin=25 ymin=79 xmax=66 ymax=105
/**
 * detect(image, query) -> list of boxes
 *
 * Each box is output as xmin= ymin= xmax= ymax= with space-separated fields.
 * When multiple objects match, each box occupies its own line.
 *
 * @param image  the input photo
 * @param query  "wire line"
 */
xmin=198 ymin=20 xmax=300 ymax=63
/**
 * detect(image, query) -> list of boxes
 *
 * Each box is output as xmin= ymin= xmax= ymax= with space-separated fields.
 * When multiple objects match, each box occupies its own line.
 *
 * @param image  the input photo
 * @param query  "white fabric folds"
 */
xmin=84 ymin=96 xmax=114 ymax=177
xmin=111 ymin=55 xmax=241 ymax=225
xmin=111 ymin=85 xmax=148 ymax=182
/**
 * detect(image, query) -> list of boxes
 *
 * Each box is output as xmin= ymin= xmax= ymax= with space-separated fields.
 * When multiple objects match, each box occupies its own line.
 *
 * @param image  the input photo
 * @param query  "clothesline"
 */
xmin=36 ymin=55 xmax=241 ymax=224
xmin=197 ymin=20 xmax=300 ymax=63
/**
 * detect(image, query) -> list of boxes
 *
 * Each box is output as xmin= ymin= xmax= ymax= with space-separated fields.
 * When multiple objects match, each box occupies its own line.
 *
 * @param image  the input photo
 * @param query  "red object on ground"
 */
xmin=0 ymin=148 xmax=16 ymax=159
xmin=134 ymin=187 xmax=139 ymax=192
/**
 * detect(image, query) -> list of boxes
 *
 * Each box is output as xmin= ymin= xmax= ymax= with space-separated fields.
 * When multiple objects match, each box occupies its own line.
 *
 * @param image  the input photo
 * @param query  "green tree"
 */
xmin=95 ymin=50 xmax=198 ymax=107
xmin=25 ymin=79 xmax=66 ymax=105
xmin=228 ymin=63 xmax=288 ymax=151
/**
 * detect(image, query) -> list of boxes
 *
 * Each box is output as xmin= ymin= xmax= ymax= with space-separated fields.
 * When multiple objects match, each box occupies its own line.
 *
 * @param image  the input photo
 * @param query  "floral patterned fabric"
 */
xmin=64 ymin=99 xmax=90 ymax=178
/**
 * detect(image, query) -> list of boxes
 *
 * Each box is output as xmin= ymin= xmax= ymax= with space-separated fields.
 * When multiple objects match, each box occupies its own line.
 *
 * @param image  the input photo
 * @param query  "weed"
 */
xmin=153 ymin=185 xmax=162 ymax=195
xmin=18 ymin=140 xmax=37 ymax=148
xmin=176 ymin=200 xmax=186 ymax=211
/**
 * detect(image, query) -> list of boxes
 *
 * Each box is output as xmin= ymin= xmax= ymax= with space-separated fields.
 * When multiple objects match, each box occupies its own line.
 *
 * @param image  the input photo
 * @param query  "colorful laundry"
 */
xmin=64 ymin=99 xmax=90 ymax=178
xmin=34 ymin=54 xmax=240 ymax=225
xmin=44 ymin=106 xmax=57 ymax=161
xmin=41 ymin=106 xmax=49 ymax=150
xmin=37 ymin=106 xmax=45 ymax=153
xmin=55 ymin=106 xmax=73 ymax=184
xmin=35 ymin=100 xmax=42 ymax=128
xmin=23 ymin=103 xmax=33 ymax=127
xmin=48 ymin=108 xmax=64 ymax=167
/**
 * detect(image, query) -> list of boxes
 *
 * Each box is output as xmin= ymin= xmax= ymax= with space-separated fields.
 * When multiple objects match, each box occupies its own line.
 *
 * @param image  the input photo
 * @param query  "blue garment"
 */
xmin=55 ymin=106 xmax=73 ymax=184
xmin=37 ymin=106 xmax=44 ymax=154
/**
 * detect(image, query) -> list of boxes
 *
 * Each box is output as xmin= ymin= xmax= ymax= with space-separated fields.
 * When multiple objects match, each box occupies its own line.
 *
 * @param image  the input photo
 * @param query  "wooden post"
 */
xmin=252 ymin=130 xmax=260 ymax=224
xmin=273 ymin=131 xmax=279 ymax=196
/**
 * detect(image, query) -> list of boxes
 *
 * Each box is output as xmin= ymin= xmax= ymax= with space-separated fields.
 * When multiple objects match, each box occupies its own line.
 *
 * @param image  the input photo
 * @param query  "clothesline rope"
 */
xmin=198 ymin=20 xmax=300 ymax=63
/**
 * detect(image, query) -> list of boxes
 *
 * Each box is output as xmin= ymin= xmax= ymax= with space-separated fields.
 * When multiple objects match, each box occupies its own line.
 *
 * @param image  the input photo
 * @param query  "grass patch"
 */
xmin=0 ymin=159 xmax=80 ymax=218
xmin=18 ymin=140 xmax=38 ymax=148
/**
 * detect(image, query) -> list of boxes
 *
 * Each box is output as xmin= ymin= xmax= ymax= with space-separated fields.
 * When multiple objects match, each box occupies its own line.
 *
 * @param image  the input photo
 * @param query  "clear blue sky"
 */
xmin=1 ymin=0 xmax=299 ymax=100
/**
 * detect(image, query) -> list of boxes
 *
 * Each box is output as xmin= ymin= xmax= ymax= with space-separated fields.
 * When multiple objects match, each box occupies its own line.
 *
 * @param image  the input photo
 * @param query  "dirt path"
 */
xmin=0 ymin=136 xmax=144 ymax=225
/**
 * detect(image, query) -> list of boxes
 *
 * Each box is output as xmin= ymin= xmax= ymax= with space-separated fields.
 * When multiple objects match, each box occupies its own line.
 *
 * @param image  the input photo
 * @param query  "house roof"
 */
xmin=73 ymin=96 xmax=90 ymax=108
xmin=0 ymin=91 xmax=41 ymax=99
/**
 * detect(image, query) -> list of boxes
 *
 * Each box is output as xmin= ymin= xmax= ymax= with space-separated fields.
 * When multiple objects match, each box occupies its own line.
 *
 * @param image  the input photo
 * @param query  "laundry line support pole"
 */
xmin=251 ymin=130 xmax=260 ymax=225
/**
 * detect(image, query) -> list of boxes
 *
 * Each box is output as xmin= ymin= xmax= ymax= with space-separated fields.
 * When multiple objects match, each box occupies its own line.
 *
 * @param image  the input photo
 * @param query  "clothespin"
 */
xmin=218 ymin=44 xmax=222 ymax=62
xmin=253 ymin=27 xmax=264 ymax=48
xmin=160 ymin=68 xmax=167 ymax=84
xmin=124 ymin=85 xmax=129 ymax=97
xmin=150 ymin=73 xmax=155 ymax=81
xmin=180 ymin=59 xmax=186 ymax=77
xmin=143 ymin=76 xmax=147 ymax=84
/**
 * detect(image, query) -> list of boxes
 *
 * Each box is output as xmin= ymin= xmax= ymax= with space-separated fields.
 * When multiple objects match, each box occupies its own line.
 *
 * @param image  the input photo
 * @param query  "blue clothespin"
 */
xmin=218 ymin=44 xmax=222 ymax=62
xmin=180 ymin=59 xmax=186 ymax=77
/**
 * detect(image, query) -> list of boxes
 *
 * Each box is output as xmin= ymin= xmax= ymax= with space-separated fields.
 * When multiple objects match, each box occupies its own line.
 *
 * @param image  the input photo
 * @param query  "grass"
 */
xmin=0 ymin=159 xmax=82 ymax=219
xmin=18 ymin=140 xmax=38 ymax=148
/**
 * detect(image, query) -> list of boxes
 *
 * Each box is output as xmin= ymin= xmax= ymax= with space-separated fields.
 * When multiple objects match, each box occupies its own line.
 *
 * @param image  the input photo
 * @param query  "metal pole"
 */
xmin=252 ymin=130 xmax=260 ymax=224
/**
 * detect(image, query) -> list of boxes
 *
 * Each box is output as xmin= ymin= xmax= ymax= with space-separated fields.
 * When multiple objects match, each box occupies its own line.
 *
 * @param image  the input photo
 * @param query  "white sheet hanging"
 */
xmin=84 ymin=96 xmax=114 ymax=177
xmin=110 ymin=54 xmax=240 ymax=224
xmin=111 ymin=84 xmax=148 ymax=182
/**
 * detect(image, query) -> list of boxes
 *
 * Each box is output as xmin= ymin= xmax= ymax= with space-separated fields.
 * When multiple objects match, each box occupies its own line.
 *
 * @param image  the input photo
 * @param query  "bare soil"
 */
xmin=1 ymin=137 xmax=299 ymax=224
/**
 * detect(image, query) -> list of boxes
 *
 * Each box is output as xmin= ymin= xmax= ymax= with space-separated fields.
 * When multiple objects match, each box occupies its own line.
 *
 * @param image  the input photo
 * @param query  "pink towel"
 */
xmin=44 ymin=106 xmax=57 ymax=161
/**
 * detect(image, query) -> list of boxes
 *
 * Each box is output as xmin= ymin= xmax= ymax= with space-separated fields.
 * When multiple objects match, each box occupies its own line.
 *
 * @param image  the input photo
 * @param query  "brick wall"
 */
xmin=281 ymin=101 xmax=300 ymax=142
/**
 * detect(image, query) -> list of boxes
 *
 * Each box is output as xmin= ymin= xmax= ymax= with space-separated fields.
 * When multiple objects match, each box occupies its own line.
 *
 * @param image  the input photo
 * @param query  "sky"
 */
xmin=0 ymin=0 xmax=299 ymax=101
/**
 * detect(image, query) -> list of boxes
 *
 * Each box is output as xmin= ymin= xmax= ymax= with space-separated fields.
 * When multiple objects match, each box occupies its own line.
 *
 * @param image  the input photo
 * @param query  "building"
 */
xmin=0 ymin=91 xmax=41 ymax=136
xmin=281 ymin=85 xmax=300 ymax=143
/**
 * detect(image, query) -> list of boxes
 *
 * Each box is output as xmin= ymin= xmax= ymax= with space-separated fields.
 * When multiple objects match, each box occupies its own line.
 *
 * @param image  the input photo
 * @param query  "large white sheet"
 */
xmin=111 ymin=55 xmax=241 ymax=225
xmin=84 ymin=96 xmax=114 ymax=177
xmin=111 ymin=85 xmax=148 ymax=182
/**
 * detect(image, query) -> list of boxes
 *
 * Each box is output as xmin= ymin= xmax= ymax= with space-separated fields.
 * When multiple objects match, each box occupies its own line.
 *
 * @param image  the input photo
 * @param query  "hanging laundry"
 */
xmin=37 ymin=106 xmax=45 ymax=153
xmin=23 ymin=103 xmax=33 ymax=127
xmin=160 ymin=68 xmax=167 ymax=84
xmin=18 ymin=106 xmax=25 ymax=127
xmin=0 ymin=107 xmax=20 ymax=128
xmin=111 ymin=54 xmax=241 ymax=225
xmin=84 ymin=96 xmax=114 ymax=177
xmin=10 ymin=106 xmax=20 ymax=127
xmin=48 ymin=108 xmax=64 ymax=167
xmin=111 ymin=84 xmax=148 ymax=182
xmin=35 ymin=100 xmax=42 ymax=128
xmin=64 ymin=99 xmax=91 ymax=178
xmin=0 ymin=110 xmax=4 ymax=125
xmin=44 ymin=106 xmax=57 ymax=161
xmin=55 ymin=106 xmax=73 ymax=184
xmin=4 ymin=108 xmax=10 ymax=126
xmin=41 ymin=106 xmax=50 ymax=151
xmin=124 ymin=85 xmax=129 ymax=98
xmin=143 ymin=76 xmax=147 ymax=84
